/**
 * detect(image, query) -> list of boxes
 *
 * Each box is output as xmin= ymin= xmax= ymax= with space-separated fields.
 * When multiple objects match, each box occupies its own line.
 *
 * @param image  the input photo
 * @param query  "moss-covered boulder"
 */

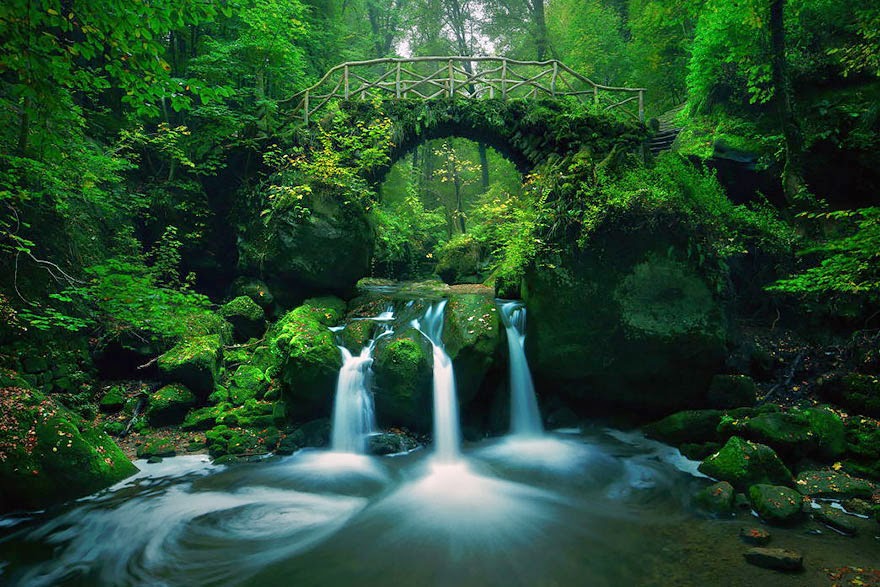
xmin=99 ymin=385 xmax=125 ymax=413
xmin=718 ymin=406 xmax=846 ymax=460
xmin=338 ymin=319 xmax=375 ymax=353
xmin=707 ymin=374 xmax=756 ymax=409
xmin=748 ymin=484 xmax=806 ymax=526
xmin=443 ymin=291 xmax=500 ymax=405
xmin=237 ymin=190 xmax=374 ymax=301
xmin=795 ymin=469 xmax=876 ymax=499
xmin=435 ymin=234 xmax=484 ymax=284
xmin=373 ymin=329 xmax=433 ymax=431
xmin=228 ymin=364 xmax=269 ymax=405
xmin=220 ymin=296 xmax=266 ymax=342
xmin=0 ymin=386 xmax=137 ymax=513
xmin=146 ymin=384 xmax=198 ymax=427
xmin=157 ymin=334 xmax=222 ymax=397
xmin=231 ymin=276 xmax=274 ymax=310
xmin=272 ymin=297 xmax=345 ymax=419
xmin=205 ymin=424 xmax=279 ymax=458
xmin=694 ymin=480 xmax=736 ymax=514
xmin=181 ymin=405 xmax=222 ymax=431
xmin=845 ymin=416 xmax=880 ymax=479
xmin=698 ymin=436 xmax=793 ymax=489
xmin=524 ymin=234 xmax=727 ymax=417
xmin=136 ymin=436 xmax=177 ymax=459
xmin=643 ymin=409 xmax=724 ymax=445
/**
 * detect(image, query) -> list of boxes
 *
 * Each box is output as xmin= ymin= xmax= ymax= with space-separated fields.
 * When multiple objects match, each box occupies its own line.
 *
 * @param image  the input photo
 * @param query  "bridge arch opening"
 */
xmin=372 ymin=136 xmax=528 ymax=282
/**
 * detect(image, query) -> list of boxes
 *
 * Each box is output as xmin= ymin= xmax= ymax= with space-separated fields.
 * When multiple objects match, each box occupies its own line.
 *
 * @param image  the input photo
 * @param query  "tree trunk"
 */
xmin=769 ymin=0 xmax=805 ymax=203
xmin=529 ymin=0 xmax=549 ymax=61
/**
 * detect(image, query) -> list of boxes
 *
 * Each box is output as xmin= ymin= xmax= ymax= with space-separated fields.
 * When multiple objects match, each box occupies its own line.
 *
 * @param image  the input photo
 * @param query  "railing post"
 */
xmin=551 ymin=61 xmax=558 ymax=97
xmin=501 ymin=59 xmax=507 ymax=100
xmin=396 ymin=62 xmax=401 ymax=99
xmin=303 ymin=90 xmax=309 ymax=125
xmin=638 ymin=90 xmax=645 ymax=123
xmin=343 ymin=65 xmax=350 ymax=100
xmin=448 ymin=59 xmax=455 ymax=97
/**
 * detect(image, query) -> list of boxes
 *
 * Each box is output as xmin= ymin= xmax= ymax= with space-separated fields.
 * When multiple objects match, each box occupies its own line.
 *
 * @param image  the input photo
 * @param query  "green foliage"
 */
xmin=768 ymin=208 xmax=880 ymax=303
xmin=372 ymin=191 xmax=447 ymax=278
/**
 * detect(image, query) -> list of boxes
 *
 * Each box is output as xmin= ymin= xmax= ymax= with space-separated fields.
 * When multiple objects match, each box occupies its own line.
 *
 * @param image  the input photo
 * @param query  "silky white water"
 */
xmin=412 ymin=300 xmax=461 ymax=462
xmin=330 ymin=317 xmax=392 ymax=454
xmin=498 ymin=300 xmax=543 ymax=437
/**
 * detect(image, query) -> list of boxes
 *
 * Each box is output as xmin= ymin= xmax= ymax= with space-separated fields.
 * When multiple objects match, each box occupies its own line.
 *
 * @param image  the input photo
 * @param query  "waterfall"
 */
xmin=330 ymin=321 xmax=392 ymax=454
xmin=498 ymin=300 xmax=543 ymax=437
xmin=412 ymin=300 xmax=461 ymax=462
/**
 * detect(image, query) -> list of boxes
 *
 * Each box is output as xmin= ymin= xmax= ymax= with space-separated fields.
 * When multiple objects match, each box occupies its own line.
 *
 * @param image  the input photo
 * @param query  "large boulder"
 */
xmin=748 ymin=484 xmax=806 ymax=526
xmin=220 ymin=296 xmax=266 ymax=342
xmin=373 ymin=328 xmax=433 ymax=431
xmin=271 ymin=297 xmax=345 ymax=420
xmin=718 ymin=406 xmax=846 ymax=460
xmin=0 ymin=385 xmax=137 ymax=512
xmin=146 ymin=383 xmax=198 ymax=426
xmin=238 ymin=194 xmax=373 ymax=300
xmin=157 ymin=334 xmax=223 ymax=397
xmin=523 ymin=228 xmax=727 ymax=417
xmin=698 ymin=436 xmax=793 ymax=489
xmin=442 ymin=291 xmax=500 ymax=405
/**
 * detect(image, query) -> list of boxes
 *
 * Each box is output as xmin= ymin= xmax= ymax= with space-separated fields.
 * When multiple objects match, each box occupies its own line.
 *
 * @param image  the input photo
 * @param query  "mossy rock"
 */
xmin=146 ymin=384 xmax=198 ymax=427
xmin=228 ymin=364 xmax=269 ymax=405
xmin=748 ymin=484 xmax=806 ymax=526
xmin=338 ymin=319 xmax=375 ymax=353
xmin=136 ymin=436 xmax=177 ymax=459
xmin=102 ymin=420 xmax=126 ymax=436
xmin=220 ymin=296 xmax=266 ymax=342
xmin=643 ymin=409 xmax=724 ymax=445
xmin=443 ymin=292 xmax=500 ymax=405
xmin=215 ymin=400 xmax=277 ymax=429
xmin=181 ymin=405 xmax=224 ymax=431
xmin=205 ymin=424 xmax=278 ymax=458
xmin=698 ymin=436 xmax=793 ymax=489
xmin=718 ymin=406 xmax=845 ymax=460
xmin=272 ymin=299 xmax=344 ymax=418
xmin=0 ymin=386 xmax=137 ymax=513
xmin=157 ymin=334 xmax=222 ymax=397
xmin=524 ymin=230 xmax=727 ymax=417
xmin=99 ymin=385 xmax=126 ymax=413
xmin=707 ymin=374 xmax=756 ymax=409
xmin=373 ymin=329 xmax=433 ymax=431
xmin=794 ymin=470 xmax=875 ymax=499
xmin=296 ymin=418 xmax=331 ymax=448
xmin=694 ymin=480 xmax=736 ymax=515
xmin=231 ymin=277 xmax=274 ymax=310
xmin=369 ymin=431 xmax=420 ymax=455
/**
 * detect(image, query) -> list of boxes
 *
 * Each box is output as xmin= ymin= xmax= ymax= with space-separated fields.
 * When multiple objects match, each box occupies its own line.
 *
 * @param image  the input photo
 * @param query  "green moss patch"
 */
xmin=698 ymin=436 xmax=793 ymax=489
xmin=748 ymin=484 xmax=806 ymax=526
xmin=157 ymin=334 xmax=222 ymax=397
xmin=146 ymin=383 xmax=198 ymax=427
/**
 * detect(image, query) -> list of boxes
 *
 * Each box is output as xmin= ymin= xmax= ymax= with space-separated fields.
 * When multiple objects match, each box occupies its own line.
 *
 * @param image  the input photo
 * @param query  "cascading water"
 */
xmin=329 ymin=318 xmax=392 ymax=454
xmin=498 ymin=300 xmax=543 ymax=437
xmin=412 ymin=300 xmax=461 ymax=462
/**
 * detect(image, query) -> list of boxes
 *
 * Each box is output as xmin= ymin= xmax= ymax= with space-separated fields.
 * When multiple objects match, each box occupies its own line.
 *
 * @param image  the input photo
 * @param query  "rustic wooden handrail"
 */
xmin=288 ymin=56 xmax=646 ymax=125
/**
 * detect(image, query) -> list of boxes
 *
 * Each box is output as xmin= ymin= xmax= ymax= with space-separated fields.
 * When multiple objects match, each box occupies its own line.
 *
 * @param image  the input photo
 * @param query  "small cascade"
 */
xmin=329 ymin=316 xmax=393 ymax=454
xmin=498 ymin=300 xmax=543 ymax=437
xmin=412 ymin=300 xmax=461 ymax=462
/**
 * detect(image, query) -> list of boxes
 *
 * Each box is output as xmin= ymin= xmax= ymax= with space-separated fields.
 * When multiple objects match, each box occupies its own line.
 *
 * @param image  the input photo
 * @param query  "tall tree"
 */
xmin=769 ymin=0 xmax=804 ymax=202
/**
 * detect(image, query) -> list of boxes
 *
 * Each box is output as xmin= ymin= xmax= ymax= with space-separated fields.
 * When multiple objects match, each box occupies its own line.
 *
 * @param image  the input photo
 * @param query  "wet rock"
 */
xmin=220 ymin=296 xmax=266 ymax=342
xmin=694 ymin=481 xmax=735 ymax=514
xmin=748 ymin=484 xmax=806 ymax=526
xmin=146 ymin=384 xmax=198 ymax=427
xmin=643 ymin=409 xmax=724 ymax=445
xmin=297 ymin=418 xmax=331 ymax=448
xmin=146 ymin=456 xmax=163 ymax=464
xmin=841 ymin=498 xmax=874 ymax=516
xmin=136 ymin=437 xmax=177 ymax=459
xmin=698 ymin=436 xmax=793 ymax=489
xmin=814 ymin=505 xmax=857 ymax=536
xmin=0 ymin=385 xmax=138 ymax=513
xmin=205 ymin=425 xmax=278 ymax=457
xmin=373 ymin=328 xmax=433 ymax=431
xmin=443 ymin=292 xmax=500 ymax=405
xmin=157 ymin=334 xmax=223 ymax=397
xmin=739 ymin=527 xmax=771 ymax=546
xmin=272 ymin=298 xmax=345 ymax=419
xmin=369 ymin=431 xmax=420 ymax=455
xmin=743 ymin=547 xmax=803 ymax=572
xmin=795 ymin=470 xmax=875 ymax=499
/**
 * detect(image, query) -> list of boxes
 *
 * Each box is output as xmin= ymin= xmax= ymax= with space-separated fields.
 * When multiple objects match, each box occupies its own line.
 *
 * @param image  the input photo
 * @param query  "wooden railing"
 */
xmin=289 ymin=56 xmax=646 ymax=125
